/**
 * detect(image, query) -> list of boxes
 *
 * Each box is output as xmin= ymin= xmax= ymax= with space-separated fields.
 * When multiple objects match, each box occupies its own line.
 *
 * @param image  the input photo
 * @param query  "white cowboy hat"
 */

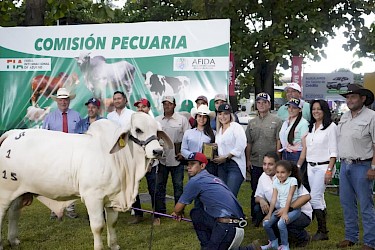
xmin=51 ymin=88 xmax=76 ymax=101
xmin=191 ymin=105 xmax=215 ymax=120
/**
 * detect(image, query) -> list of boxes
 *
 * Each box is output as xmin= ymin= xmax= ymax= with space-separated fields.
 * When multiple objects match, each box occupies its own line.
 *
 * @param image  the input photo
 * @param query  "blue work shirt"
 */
xmin=178 ymin=170 xmax=244 ymax=219
xmin=74 ymin=116 xmax=104 ymax=134
xmin=42 ymin=109 xmax=81 ymax=133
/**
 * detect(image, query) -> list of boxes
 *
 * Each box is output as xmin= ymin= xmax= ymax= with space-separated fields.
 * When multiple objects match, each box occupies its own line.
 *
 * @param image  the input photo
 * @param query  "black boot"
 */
xmin=312 ymin=209 xmax=329 ymax=241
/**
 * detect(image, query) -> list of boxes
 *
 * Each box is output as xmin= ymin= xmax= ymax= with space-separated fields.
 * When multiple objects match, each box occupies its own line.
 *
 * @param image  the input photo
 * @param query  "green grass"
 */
xmin=0 ymin=174 xmax=370 ymax=249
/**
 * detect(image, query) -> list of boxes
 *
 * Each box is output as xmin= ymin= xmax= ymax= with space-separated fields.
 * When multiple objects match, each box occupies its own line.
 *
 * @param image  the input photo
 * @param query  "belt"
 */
xmin=216 ymin=218 xmax=247 ymax=228
xmin=308 ymin=161 xmax=330 ymax=166
xmin=341 ymin=158 xmax=373 ymax=164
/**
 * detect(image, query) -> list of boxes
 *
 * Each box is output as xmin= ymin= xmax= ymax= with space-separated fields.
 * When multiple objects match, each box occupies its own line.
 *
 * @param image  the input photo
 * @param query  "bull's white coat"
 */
xmin=0 ymin=112 xmax=172 ymax=250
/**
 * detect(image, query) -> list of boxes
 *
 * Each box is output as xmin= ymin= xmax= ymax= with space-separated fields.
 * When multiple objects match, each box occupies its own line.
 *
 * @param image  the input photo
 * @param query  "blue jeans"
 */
xmin=132 ymin=167 xmax=157 ymax=216
xmin=250 ymin=166 xmax=263 ymax=220
xmin=154 ymin=164 xmax=184 ymax=217
xmin=190 ymin=207 xmax=237 ymax=250
xmin=263 ymin=209 xmax=301 ymax=246
xmin=282 ymin=151 xmax=301 ymax=164
xmin=339 ymin=160 xmax=375 ymax=248
xmin=217 ymin=159 xmax=244 ymax=197
xmin=254 ymin=204 xmax=311 ymax=244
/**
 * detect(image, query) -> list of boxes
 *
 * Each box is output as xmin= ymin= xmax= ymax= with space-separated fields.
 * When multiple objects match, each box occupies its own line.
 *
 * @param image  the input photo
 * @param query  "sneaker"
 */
xmin=153 ymin=218 xmax=160 ymax=226
xmin=50 ymin=211 xmax=58 ymax=220
xmin=261 ymin=240 xmax=278 ymax=250
xmin=337 ymin=240 xmax=355 ymax=248
xmin=66 ymin=210 xmax=79 ymax=219
xmin=128 ymin=215 xmax=143 ymax=224
xmin=277 ymin=245 xmax=289 ymax=250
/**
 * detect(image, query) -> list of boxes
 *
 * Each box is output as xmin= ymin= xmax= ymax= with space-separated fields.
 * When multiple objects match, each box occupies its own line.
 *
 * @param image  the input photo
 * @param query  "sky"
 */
xmin=282 ymin=25 xmax=375 ymax=76
xmin=107 ymin=1 xmax=375 ymax=76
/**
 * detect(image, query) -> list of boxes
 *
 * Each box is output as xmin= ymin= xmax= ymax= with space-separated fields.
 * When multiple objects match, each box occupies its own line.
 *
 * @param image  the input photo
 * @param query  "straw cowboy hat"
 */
xmin=191 ymin=105 xmax=215 ymax=119
xmin=340 ymin=84 xmax=374 ymax=106
xmin=51 ymin=88 xmax=76 ymax=101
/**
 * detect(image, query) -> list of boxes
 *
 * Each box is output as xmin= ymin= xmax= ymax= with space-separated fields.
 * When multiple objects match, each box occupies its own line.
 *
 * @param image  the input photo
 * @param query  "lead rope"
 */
xmin=148 ymin=163 xmax=159 ymax=250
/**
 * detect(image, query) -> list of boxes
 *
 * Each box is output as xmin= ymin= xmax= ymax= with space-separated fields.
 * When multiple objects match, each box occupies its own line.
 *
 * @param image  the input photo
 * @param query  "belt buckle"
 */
xmin=344 ymin=158 xmax=353 ymax=165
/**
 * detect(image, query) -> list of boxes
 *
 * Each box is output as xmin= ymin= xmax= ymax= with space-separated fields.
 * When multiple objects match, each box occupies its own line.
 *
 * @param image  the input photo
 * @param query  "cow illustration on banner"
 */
xmin=0 ymin=19 xmax=231 ymax=134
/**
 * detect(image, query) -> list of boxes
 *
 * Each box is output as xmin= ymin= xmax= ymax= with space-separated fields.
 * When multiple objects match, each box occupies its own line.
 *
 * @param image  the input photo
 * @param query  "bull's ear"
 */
xmin=157 ymin=131 xmax=173 ymax=149
xmin=110 ymin=133 xmax=128 ymax=154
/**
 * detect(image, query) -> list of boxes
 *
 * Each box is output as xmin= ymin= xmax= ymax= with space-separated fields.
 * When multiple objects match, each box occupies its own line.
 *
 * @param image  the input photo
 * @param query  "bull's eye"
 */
xmin=135 ymin=128 xmax=143 ymax=134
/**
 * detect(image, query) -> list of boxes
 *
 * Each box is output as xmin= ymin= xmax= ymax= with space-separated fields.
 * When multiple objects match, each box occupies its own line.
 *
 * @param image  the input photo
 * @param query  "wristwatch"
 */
xmin=288 ymin=207 xmax=294 ymax=212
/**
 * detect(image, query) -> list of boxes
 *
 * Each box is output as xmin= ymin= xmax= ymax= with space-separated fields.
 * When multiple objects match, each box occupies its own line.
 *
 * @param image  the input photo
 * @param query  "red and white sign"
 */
xmin=229 ymin=51 xmax=235 ymax=96
xmin=291 ymin=56 xmax=303 ymax=86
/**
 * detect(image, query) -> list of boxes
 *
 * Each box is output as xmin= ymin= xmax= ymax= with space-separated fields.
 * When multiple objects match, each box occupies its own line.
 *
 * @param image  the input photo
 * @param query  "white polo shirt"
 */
xmin=107 ymin=108 xmax=135 ymax=128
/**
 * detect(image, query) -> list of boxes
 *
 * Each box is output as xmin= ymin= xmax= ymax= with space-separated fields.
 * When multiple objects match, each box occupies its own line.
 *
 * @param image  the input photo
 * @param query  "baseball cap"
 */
xmin=286 ymin=98 xmax=302 ymax=109
xmin=256 ymin=92 xmax=271 ymax=102
xmin=195 ymin=95 xmax=208 ymax=104
xmin=161 ymin=96 xmax=175 ymax=104
xmin=185 ymin=152 xmax=208 ymax=165
xmin=217 ymin=103 xmax=233 ymax=113
xmin=214 ymin=94 xmax=227 ymax=102
xmin=134 ymin=98 xmax=150 ymax=107
xmin=85 ymin=97 xmax=100 ymax=107
xmin=285 ymin=82 xmax=302 ymax=93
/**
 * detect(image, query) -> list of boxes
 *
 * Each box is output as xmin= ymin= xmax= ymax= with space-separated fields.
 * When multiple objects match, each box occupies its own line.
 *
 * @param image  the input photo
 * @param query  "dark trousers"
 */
xmin=190 ymin=207 xmax=237 ymax=250
xmin=154 ymin=163 xmax=184 ymax=217
xmin=250 ymin=166 xmax=263 ymax=220
xmin=205 ymin=161 xmax=218 ymax=177
xmin=132 ymin=167 xmax=158 ymax=216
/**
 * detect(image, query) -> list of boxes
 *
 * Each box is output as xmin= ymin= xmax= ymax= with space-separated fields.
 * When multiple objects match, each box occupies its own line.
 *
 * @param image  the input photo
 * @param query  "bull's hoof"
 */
xmin=8 ymin=238 xmax=20 ymax=248
xmin=110 ymin=245 xmax=120 ymax=250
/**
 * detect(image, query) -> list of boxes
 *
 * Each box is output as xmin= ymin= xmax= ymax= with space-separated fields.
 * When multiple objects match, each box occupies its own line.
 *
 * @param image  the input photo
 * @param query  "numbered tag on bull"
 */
xmin=119 ymin=135 xmax=126 ymax=147
xmin=14 ymin=132 xmax=26 ymax=140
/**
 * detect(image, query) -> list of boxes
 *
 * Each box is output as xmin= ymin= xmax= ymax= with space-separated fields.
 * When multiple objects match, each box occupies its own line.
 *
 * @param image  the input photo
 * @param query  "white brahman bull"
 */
xmin=0 ymin=112 xmax=172 ymax=250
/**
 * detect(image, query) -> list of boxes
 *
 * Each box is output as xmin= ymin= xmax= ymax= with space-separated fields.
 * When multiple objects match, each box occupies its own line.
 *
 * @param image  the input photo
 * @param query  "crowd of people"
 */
xmin=38 ymin=83 xmax=375 ymax=250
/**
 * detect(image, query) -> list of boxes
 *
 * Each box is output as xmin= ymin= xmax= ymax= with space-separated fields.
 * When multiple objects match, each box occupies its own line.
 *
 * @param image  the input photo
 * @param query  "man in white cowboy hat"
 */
xmin=245 ymin=92 xmax=282 ymax=226
xmin=42 ymin=87 xmax=81 ymax=219
xmin=336 ymin=84 xmax=375 ymax=250
xmin=277 ymin=83 xmax=311 ymax=122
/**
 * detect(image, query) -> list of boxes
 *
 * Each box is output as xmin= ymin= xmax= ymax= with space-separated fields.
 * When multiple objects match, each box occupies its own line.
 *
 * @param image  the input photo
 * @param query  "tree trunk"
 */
xmin=25 ymin=0 xmax=47 ymax=26
xmin=253 ymin=60 xmax=277 ymax=109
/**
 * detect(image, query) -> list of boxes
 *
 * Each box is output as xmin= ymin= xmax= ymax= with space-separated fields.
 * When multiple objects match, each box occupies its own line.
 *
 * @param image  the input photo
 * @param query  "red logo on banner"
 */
xmin=229 ymin=52 xmax=235 ymax=96
xmin=291 ymin=56 xmax=303 ymax=86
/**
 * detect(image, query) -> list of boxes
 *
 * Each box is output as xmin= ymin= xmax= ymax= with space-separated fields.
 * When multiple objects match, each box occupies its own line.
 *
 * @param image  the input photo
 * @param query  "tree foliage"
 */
xmin=0 ymin=0 xmax=115 ymax=26
xmin=1 ymin=0 xmax=374 ymax=100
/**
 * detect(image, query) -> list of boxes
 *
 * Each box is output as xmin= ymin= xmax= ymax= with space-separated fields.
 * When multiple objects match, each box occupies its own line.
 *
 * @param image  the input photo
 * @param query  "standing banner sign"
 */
xmin=0 ymin=19 xmax=230 ymax=133
xmin=291 ymin=56 xmax=303 ymax=86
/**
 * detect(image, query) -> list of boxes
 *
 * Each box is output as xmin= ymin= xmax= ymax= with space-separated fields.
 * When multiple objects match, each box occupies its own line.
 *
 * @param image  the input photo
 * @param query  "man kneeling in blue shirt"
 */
xmin=172 ymin=152 xmax=259 ymax=250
